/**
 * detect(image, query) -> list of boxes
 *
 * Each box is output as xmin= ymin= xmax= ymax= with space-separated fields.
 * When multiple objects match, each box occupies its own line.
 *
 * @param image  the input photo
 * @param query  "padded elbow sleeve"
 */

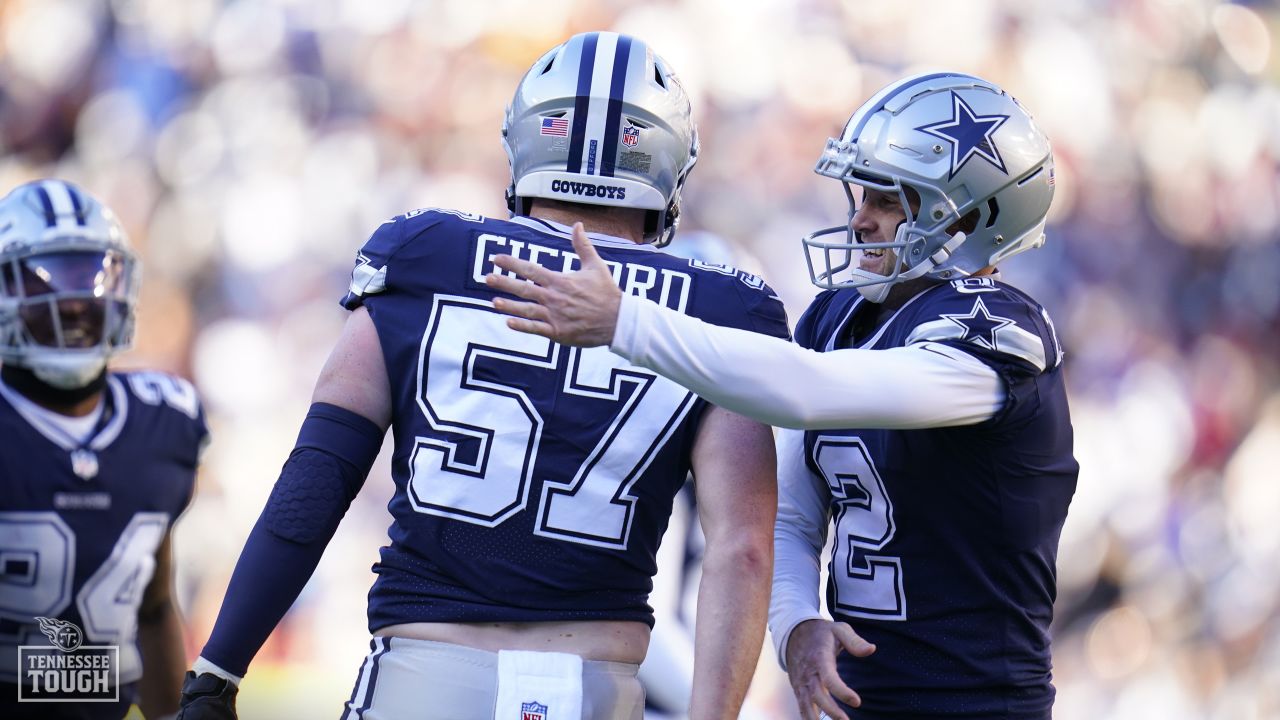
xmin=200 ymin=403 xmax=384 ymax=676
xmin=262 ymin=402 xmax=384 ymax=543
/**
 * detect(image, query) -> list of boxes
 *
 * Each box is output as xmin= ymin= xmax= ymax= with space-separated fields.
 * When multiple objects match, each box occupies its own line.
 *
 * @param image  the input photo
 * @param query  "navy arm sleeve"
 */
xmin=199 ymin=403 xmax=383 ymax=676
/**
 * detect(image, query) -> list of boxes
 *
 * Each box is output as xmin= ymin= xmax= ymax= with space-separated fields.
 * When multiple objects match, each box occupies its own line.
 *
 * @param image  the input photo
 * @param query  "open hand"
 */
xmin=785 ymin=619 xmax=876 ymax=720
xmin=486 ymin=222 xmax=622 ymax=347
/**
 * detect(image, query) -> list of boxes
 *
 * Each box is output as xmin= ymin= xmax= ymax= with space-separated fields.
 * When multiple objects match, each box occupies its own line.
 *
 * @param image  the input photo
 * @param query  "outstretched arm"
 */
xmin=179 ymin=307 xmax=390 ymax=718
xmin=487 ymin=224 xmax=1002 ymax=431
xmin=687 ymin=405 xmax=777 ymax=719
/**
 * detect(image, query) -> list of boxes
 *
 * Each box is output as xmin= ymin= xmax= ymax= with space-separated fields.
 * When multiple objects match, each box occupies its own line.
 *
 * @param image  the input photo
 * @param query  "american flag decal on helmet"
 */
xmin=540 ymin=117 xmax=569 ymax=137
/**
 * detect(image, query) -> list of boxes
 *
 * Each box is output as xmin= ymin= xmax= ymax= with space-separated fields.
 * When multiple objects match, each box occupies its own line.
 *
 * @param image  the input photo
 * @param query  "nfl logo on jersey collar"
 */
xmin=70 ymin=448 xmax=99 ymax=480
xmin=521 ymin=700 xmax=548 ymax=720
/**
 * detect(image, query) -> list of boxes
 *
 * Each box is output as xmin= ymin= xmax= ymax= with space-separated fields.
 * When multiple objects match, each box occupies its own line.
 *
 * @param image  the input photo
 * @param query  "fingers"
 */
xmin=787 ymin=622 xmax=869 ymax=719
xmin=491 ymin=297 xmax=558 ymax=339
xmin=491 ymin=252 xmax=549 ymax=285
xmin=819 ymin=661 xmax=862 ymax=709
xmin=492 ymin=296 xmax=551 ymax=323
xmin=797 ymin=700 xmax=825 ymax=720
xmin=504 ymin=316 xmax=556 ymax=339
xmin=832 ymin=622 xmax=876 ymax=658
xmin=812 ymin=690 xmax=850 ymax=720
xmin=569 ymin=221 xmax=605 ymax=269
xmin=485 ymin=271 xmax=544 ymax=302
xmin=794 ymin=675 xmax=849 ymax=720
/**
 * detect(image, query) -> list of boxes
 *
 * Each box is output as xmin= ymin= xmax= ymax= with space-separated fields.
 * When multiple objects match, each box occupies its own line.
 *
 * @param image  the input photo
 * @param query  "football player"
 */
xmin=488 ymin=72 xmax=1079 ymax=720
xmin=0 ymin=179 xmax=207 ymax=719
xmin=177 ymin=32 xmax=788 ymax=720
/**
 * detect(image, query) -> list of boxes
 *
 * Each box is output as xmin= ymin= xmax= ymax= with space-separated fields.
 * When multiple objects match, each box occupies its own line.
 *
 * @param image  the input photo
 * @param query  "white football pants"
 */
xmin=339 ymin=637 xmax=645 ymax=720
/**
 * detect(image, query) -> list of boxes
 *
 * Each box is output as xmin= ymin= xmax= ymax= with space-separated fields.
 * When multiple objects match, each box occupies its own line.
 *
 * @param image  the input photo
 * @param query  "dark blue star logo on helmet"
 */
xmin=941 ymin=297 xmax=1013 ymax=351
xmin=916 ymin=91 xmax=1010 ymax=180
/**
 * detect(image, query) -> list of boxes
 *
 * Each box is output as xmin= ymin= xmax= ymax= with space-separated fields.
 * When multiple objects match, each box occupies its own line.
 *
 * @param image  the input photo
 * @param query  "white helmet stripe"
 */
xmin=37 ymin=180 xmax=84 ymax=229
xmin=566 ymin=32 xmax=620 ymax=176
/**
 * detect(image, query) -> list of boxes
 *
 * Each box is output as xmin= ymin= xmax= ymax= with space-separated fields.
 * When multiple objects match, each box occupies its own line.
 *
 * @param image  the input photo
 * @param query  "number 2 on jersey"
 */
xmin=811 ymin=436 xmax=907 ymax=620
xmin=407 ymin=296 xmax=696 ymax=550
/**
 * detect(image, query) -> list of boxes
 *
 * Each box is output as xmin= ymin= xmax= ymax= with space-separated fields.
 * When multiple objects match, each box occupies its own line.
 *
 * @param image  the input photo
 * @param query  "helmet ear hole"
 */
xmin=949 ymin=207 xmax=981 ymax=235
xmin=983 ymin=198 xmax=1000 ymax=228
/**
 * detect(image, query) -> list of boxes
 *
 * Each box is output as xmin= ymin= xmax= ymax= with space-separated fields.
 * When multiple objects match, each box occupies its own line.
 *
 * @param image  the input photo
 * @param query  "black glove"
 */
xmin=175 ymin=671 xmax=239 ymax=720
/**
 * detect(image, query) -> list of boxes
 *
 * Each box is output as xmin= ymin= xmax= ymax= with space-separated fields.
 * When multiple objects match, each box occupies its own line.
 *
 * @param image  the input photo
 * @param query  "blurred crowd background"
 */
xmin=3 ymin=0 xmax=1279 ymax=717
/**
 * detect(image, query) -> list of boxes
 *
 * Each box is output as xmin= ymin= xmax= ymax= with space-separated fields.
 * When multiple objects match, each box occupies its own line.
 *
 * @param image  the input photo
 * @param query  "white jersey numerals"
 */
xmin=811 ymin=436 xmax=907 ymax=620
xmin=0 ymin=512 xmax=168 ymax=683
xmin=407 ymin=295 xmax=695 ymax=549
xmin=128 ymin=372 xmax=200 ymax=419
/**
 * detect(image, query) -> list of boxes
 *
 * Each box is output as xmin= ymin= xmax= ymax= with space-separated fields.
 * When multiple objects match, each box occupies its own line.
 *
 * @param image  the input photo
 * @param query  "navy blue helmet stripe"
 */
xmin=34 ymin=186 xmax=57 ymax=227
xmin=566 ymin=33 xmax=599 ymax=174
xmin=847 ymin=72 xmax=972 ymax=146
xmin=65 ymin=183 xmax=87 ymax=225
xmin=600 ymin=35 xmax=632 ymax=178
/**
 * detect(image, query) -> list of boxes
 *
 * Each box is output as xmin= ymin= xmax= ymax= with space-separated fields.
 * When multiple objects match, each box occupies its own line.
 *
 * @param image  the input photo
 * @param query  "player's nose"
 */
xmin=851 ymin=202 xmax=876 ymax=236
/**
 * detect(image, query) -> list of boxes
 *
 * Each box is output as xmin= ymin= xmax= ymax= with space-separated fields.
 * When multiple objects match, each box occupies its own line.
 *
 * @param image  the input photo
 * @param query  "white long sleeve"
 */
xmin=768 ymin=427 xmax=829 ymax=670
xmin=610 ymin=294 xmax=1003 ymax=430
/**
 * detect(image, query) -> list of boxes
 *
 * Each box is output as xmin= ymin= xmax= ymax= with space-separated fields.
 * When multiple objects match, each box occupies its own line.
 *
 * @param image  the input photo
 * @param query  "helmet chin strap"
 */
xmin=1 ymin=363 xmax=107 ymax=409
xmin=849 ymin=260 xmax=931 ymax=304
xmin=855 ymin=278 xmax=894 ymax=304
xmin=29 ymin=354 xmax=110 ymax=390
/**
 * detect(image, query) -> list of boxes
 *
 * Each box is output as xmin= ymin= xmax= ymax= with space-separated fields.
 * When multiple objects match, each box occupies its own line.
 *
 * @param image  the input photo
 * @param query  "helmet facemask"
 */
xmin=803 ymin=152 xmax=968 ymax=303
xmin=802 ymin=73 xmax=1055 ymax=302
xmin=0 ymin=181 xmax=140 ymax=389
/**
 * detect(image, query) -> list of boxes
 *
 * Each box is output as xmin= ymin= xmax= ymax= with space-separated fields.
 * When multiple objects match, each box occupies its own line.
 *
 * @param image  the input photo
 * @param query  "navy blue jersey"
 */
xmin=795 ymin=278 xmax=1077 ymax=719
xmin=0 ymin=371 xmax=206 ymax=718
xmin=341 ymin=210 xmax=789 ymax=631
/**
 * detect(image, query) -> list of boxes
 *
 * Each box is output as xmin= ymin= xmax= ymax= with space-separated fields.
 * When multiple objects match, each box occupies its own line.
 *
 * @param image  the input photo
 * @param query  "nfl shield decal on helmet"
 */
xmin=521 ymin=701 xmax=548 ymax=720
xmin=622 ymin=123 xmax=640 ymax=147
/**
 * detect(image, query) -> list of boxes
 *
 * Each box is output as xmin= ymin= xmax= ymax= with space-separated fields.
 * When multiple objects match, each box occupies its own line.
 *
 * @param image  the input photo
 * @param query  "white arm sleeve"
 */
xmin=768 ymin=427 xmax=829 ymax=671
xmin=611 ymin=294 xmax=1003 ymax=430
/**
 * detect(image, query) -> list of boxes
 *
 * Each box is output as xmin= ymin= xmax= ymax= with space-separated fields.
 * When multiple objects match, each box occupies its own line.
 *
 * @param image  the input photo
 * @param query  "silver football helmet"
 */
xmin=503 ymin=31 xmax=699 ymax=246
xmin=0 ymin=180 xmax=139 ymax=389
xmin=803 ymin=72 xmax=1055 ymax=302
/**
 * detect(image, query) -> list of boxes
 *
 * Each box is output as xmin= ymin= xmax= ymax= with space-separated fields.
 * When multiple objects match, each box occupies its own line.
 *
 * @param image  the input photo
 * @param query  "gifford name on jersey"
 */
xmin=473 ymin=233 xmax=693 ymax=313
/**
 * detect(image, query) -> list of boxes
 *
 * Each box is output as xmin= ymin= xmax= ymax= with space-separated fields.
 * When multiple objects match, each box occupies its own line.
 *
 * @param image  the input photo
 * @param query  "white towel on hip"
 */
xmin=494 ymin=650 xmax=584 ymax=720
